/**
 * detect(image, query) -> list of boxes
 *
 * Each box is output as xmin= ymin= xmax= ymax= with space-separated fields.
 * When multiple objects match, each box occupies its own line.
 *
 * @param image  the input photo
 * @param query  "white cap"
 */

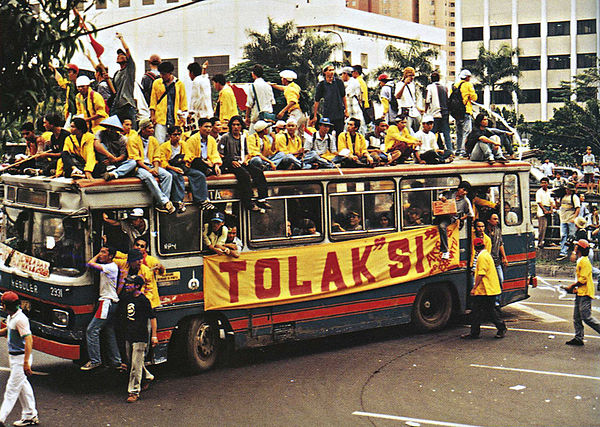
xmin=422 ymin=114 xmax=434 ymax=123
xmin=275 ymin=120 xmax=286 ymax=128
xmin=254 ymin=120 xmax=271 ymax=132
xmin=279 ymin=70 xmax=297 ymax=80
xmin=76 ymin=76 xmax=91 ymax=87
xmin=286 ymin=118 xmax=297 ymax=125
xmin=341 ymin=66 xmax=354 ymax=75
xmin=459 ymin=69 xmax=472 ymax=80
xmin=130 ymin=208 xmax=144 ymax=217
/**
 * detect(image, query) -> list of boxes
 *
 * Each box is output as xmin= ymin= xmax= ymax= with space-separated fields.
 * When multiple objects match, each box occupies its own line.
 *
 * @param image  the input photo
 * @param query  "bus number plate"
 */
xmin=50 ymin=287 xmax=63 ymax=298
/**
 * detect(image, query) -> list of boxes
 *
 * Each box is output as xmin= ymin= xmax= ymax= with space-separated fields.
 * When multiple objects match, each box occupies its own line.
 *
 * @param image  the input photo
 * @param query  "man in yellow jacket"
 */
xmin=461 ymin=238 xmax=507 ymax=339
xmin=57 ymin=117 xmax=101 ymax=179
xmin=336 ymin=118 xmax=373 ymax=167
xmin=452 ymin=69 xmax=477 ymax=157
xmin=564 ymin=239 xmax=600 ymax=346
xmin=384 ymin=116 xmax=418 ymax=164
xmin=75 ymin=76 xmax=108 ymax=134
xmin=274 ymin=118 xmax=303 ymax=169
xmin=150 ymin=61 xmax=187 ymax=144
xmin=212 ymin=74 xmax=238 ymax=127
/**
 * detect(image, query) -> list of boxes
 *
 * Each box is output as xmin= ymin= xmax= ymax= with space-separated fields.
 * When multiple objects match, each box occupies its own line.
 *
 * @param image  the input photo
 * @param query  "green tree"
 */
xmin=0 ymin=0 xmax=85 ymax=140
xmin=243 ymin=18 xmax=302 ymax=71
xmin=471 ymin=44 xmax=521 ymax=105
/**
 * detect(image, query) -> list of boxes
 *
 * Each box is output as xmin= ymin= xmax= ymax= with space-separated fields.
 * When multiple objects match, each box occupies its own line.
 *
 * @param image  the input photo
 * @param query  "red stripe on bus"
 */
xmin=502 ymin=278 xmax=527 ymax=290
xmin=0 ymin=288 xmax=94 ymax=315
xmin=159 ymin=292 xmax=204 ymax=305
xmin=32 ymin=336 xmax=80 ymax=360
xmin=507 ymin=251 xmax=536 ymax=263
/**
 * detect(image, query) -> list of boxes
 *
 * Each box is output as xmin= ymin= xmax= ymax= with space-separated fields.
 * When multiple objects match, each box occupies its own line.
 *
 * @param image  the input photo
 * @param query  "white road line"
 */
xmin=0 ymin=367 xmax=48 ymax=376
xmin=352 ymin=411 xmax=483 ymax=427
xmin=510 ymin=302 xmax=566 ymax=323
xmin=470 ymin=364 xmax=600 ymax=382
xmin=537 ymin=277 xmax=570 ymax=282
xmin=478 ymin=325 xmax=600 ymax=339
xmin=522 ymin=301 xmax=600 ymax=312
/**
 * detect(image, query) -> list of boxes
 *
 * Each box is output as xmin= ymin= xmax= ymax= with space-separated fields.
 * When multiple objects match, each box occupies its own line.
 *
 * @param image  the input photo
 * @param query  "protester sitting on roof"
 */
xmin=302 ymin=117 xmax=337 ymax=169
xmin=56 ymin=117 xmax=102 ymax=179
xmin=247 ymin=120 xmax=280 ymax=171
xmin=465 ymin=113 xmax=508 ymax=164
xmin=414 ymin=114 xmax=453 ymax=164
xmin=75 ymin=75 xmax=108 ymax=134
xmin=96 ymin=116 xmax=137 ymax=181
xmin=365 ymin=118 xmax=391 ymax=166
xmin=336 ymin=117 xmax=373 ymax=168
xmin=384 ymin=115 xmax=419 ymax=164
xmin=274 ymin=118 xmax=303 ymax=170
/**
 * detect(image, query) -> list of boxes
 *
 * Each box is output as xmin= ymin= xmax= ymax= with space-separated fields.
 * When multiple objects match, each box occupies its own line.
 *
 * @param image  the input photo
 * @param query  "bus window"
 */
xmin=158 ymin=206 xmax=201 ymax=256
xmin=471 ymin=186 xmax=500 ymax=221
xmin=201 ymin=203 xmax=242 ymax=255
xmin=400 ymin=177 xmax=461 ymax=229
xmin=503 ymin=174 xmax=522 ymax=226
xmin=366 ymin=193 xmax=395 ymax=231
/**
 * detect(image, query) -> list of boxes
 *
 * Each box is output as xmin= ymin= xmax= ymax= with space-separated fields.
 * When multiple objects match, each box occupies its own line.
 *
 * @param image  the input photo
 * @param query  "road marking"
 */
xmin=478 ymin=325 xmax=600 ymax=339
xmin=352 ymin=411 xmax=482 ymax=427
xmin=510 ymin=302 xmax=566 ymax=323
xmin=0 ymin=367 xmax=48 ymax=376
xmin=522 ymin=301 xmax=600 ymax=312
xmin=470 ymin=364 xmax=600 ymax=382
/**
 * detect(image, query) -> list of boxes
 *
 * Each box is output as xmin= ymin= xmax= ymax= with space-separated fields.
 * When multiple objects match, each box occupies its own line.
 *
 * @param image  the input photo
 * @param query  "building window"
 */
xmin=548 ymin=54 xmax=570 ymax=69
xmin=462 ymin=59 xmax=477 ymax=69
xmin=193 ymin=55 xmax=230 ymax=76
xmin=450 ymin=21 xmax=455 ymax=27
xmin=577 ymin=19 xmax=596 ymax=35
xmin=343 ymin=51 xmax=352 ymax=64
xmin=518 ymin=23 xmax=540 ymax=38
xmin=493 ymin=91 xmax=513 ymax=105
xmin=577 ymin=53 xmax=597 ymax=69
xmin=450 ymin=31 xmax=455 ymax=37
xmin=463 ymin=27 xmax=483 ymax=42
xmin=145 ymin=58 xmax=179 ymax=78
xmin=449 ymin=61 xmax=455 ymax=66
xmin=548 ymin=21 xmax=570 ymax=36
xmin=521 ymin=89 xmax=541 ymax=104
xmin=450 ymin=2 xmax=455 ymax=7
xmin=519 ymin=56 xmax=541 ymax=71
xmin=547 ymin=88 xmax=567 ymax=103
xmin=449 ymin=51 xmax=455 ymax=57
xmin=166 ymin=0 xmax=178 ymax=3
xmin=142 ymin=0 xmax=154 ymax=4
xmin=450 ymin=41 xmax=455 ymax=46
xmin=361 ymin=53 xmax=368 ymax=69
xmin=450 ymin=12 xmax=455 ymax=17
xmin=119 ymin=0 xmax=130 ymax=6
xmin=490 ymin=25 xmax=511 ymax=40
xmin=96 ymin=0 xmax=107 ymax=9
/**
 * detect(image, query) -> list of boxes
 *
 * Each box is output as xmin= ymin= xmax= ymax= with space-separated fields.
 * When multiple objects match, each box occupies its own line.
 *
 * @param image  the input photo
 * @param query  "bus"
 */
xmin=0 ymin=160 xmax=535 ymax=372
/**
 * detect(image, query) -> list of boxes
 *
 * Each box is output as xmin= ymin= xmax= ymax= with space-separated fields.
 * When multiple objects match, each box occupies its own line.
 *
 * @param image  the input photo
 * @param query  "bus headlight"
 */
xmin=51 ymin=309 xmax=69 ymax=328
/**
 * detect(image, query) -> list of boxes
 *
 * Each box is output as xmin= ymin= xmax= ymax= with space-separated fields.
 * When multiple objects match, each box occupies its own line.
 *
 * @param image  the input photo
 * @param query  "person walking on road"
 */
xmin=563 ymin=239 xmax=600 ymax=346
xmin=0 ymin=291 xmax=39 ymax=426
xmin=461 ymin=238 xmax=507 ymax=339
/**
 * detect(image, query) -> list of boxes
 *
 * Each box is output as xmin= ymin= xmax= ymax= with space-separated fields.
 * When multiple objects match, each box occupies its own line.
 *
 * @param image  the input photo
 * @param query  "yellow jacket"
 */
xmin=56 ymin=132 xmax=97 ymax=176
xmin=150 ymin=78 xmax=187 ymax=126
xmin=275 ymin=132 xmax=302 ymax=154
xmin=75 ymin=88 xmax=108 ymax=132
xmin=159 ymin=140 xmax=186 ymax=169
xmin=183 ymin=133 xmax=222 ymax=165
xmin=472 ymin=250 xmax=501 ymax=296
xmin=357 ymin=76 xmax=369 ymax=108
xmin=576 ymin=256 xmax=595 ymax=298
xmin=384 ymin=125 xmax=419 ymax=152
xmin=114 ymin=258 xmax=161 ymax=308
xmin=453 ymin=80 xmax=477 ymax=115
xmin=218 ymin=85 xmax=238 ymax=124
xmin=470 ymin=232 xmax=492 ymax=267
xmin=283 ymin=82 xmax=301 ymax=112
xmin=337 ymin=132 xmax=371 ymax=158
xmin=128 ymin=133 xmax=162 ymax=164
xmin=247 ymin=133 xmax=274 ymax=157
xmin=57 ymin=75 xmax=76 ymax=119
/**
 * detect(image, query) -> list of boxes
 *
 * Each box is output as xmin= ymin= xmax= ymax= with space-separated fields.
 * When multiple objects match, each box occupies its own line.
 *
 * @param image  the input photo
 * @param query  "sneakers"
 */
xmin=127 ymin=393 xmax=139 ymax=403
xmin=177 ymin=201 xmax=187 ymax=213
xmin=495 ymin=328 xmax=507 ymax=339
xmin=199 ymin=200 xmax=215 ymax=211
xmin=13 ymin=416 xmax=39 ymax=426
xmin=441 ymin=252 xmax=450 ymax=260
xmin=80 ymin=361 xmax=102 ymax=371
xmin=103 ymin=171 xmax=117 ymax=181
xmin=70 ymin=167 xmax=85 ymax=179
xmin=565 ymin=338 xmax=584 ymax=346
xmin=460 ymin=334 xmax=481 ymax=340
xmin=156 ymin=201 xmax=176 ymax=215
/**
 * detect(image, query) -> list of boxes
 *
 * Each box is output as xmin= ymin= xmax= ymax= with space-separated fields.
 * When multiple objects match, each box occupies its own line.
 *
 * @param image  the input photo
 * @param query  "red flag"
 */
xmin=73 ymin=8 xmax=104 ymax=58
xmin=231 ymin=84 xmax=248 ymax=112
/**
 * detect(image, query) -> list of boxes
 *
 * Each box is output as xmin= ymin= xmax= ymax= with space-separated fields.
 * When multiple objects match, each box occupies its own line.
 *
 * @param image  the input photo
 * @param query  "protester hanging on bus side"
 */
xmin=435 ymin=180 xmax=474 ymax=260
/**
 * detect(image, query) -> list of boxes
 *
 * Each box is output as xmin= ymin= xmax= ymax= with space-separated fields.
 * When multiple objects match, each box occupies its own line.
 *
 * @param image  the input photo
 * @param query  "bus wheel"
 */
xmin=412 ymin=283 xmax=452 ymax=332
xmin=184 ymin=316 xmax=221 ymax=373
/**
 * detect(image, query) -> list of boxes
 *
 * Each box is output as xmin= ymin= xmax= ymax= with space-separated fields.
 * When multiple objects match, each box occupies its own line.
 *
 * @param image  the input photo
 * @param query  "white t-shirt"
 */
xmin=535 ymin=187 xmax=553 ymax=217
xmin=541 ymin=162 xmax=554 ymax=177
xmin=99 ymin=262 xmax=119 ymax=302
xmin=246 ymin=77 xmax=275 ymax=122
xmin=414 ymin=130 xmax=437 ymax=153
xmin=190 ymin=74 xmax=213 ymax=119
xmin=583 ymin=153 xmax=595 ymax=174
xmin=425 ymin=82 xmax=443 ymax=118
xmin=395 ymin=81 xmax=420 ymax=117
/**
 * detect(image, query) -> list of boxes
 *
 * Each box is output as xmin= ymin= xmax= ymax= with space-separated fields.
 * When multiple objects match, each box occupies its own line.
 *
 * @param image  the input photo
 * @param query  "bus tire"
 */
xmin=411 ymin=283 xmax=452 ymax=332
xmin=183 ymin=315 xmax=221 ymax=373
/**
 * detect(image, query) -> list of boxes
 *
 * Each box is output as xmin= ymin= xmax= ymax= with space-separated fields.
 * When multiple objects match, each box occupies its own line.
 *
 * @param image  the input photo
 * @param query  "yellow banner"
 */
xmin=203 ymin=223 xmax=459 ymax=310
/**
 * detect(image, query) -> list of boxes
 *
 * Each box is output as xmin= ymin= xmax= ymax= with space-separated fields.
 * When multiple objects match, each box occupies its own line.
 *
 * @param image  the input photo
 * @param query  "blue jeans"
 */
xmin=456 ymin=115 xmax=472 ymax=155
xmin=470 ymin=141 xmax=505 ymax=161
xmin=433 ymin=116 xmax=453 ymax=152
xmin=495 ymin=264 xmax=504 ymax=306
xmin=302 ymin=151 xmax=334 ymax=169
xmin=86 ymin=300 xmax=121 ymax=366
xmin=573 ymin=295 xmax=600 ymax=340
xmin=560 ymin=222 xmax=576 ymax=256
xmin=110 ymin=159 xmax=137 ymax=178
xmin=249 ymin=152 xmax=288 ymax=170
xmin=170 ymin=167 xmax=209 ymax=203
xmin=136 ymin=165 xmax=172 ymax=206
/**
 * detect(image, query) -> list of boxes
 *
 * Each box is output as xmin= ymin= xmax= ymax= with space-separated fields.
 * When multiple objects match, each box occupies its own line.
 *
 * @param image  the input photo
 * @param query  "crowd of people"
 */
xmin=9 ymin=33 xmax=520 ymax=215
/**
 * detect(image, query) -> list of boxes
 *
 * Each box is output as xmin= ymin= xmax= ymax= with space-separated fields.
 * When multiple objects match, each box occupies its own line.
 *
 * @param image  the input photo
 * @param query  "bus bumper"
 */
xmin=32 ymin=335 xmax=80 ymax=360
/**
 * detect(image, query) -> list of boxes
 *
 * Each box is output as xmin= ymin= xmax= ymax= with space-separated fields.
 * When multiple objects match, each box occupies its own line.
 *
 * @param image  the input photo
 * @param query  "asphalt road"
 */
xmin=0 ymin=277 xmax=598 ymax=427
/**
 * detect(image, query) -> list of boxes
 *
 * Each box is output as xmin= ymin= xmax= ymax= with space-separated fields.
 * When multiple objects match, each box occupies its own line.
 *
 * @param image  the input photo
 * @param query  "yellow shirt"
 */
xmin=275 ymin=132 xmax=302 ymax=154
xmin=56 ymin=132 xmax=96 ymax=176
xmin=183 ymin=133 xmax=222 ymax=165
xmin=159 ymin=140 xmax=185 ymax=169
xmin=357 ymin=76 xmax=369 ymax=108
xmin=75 ymin=88 xmax=108 ymax=132
xmin=337 ymin=132 xmax=371 ymax=158
xmin=283 ymin=82 xmax=301 ymax=112
xmin=384 ymin=125 xmax=419 ymax=152
xmin=127 ymin=133 xmax=161 ymax=164
xmin=114 ymin=259 xmax=161 ymax=308
xmin=453 ymin=80 xmax=477 ymax=115
xmin=473 ymin=250 xmax=501 ymax=296
xmin=150 ymin=79 xmax=187 ymax=126
xmin=41 ymin=131 xmax=53 ymax=144
xmin=470 ymin=232 xmax=492 ymax=267
xmin=576 ymin=256 xmax=595 ymax=298
xmin=247 ymin=133 xmax=274 ymax=157
xmin=218 ymin=85 xmax=238 ymax=124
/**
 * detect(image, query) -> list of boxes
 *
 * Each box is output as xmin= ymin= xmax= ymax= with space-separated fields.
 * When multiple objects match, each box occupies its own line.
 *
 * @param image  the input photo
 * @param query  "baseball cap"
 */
xmin=275 ymin=120 xmax=286 ymax=128
xmin=279 ymin=70 xmax=297 ymax=80
xmin=459 ymin=69 xmax=472 ymax=79
xmin=125 ymin=275 xmax=145 ymax=288
xmin=66 ymin=63 xmax=79 ymax=73
xmin=286 ymin=118 xmax=297 ymax=126
xmin=377 ymin=74 xmax=390 ymax=82
xmin=341 ymin=66 xmax=354 ymax=75
xmin=1 ymin=291 xmax=19 ymax=304
xmin=76 ymin=76 xmax=91 ymax=87
xmin=254 ymin=120 xmax=271 ymax=132
xmin=318 ymin=117 xmax=333 ymax=127
xmin=576 ymin=239 xmax=590 ymax=249
xmin=422 ymin=114 xmax=434 ymax=123
xmin=211 ymin=212 xmax=225 ymax=223
xmin=130 ymin=208 xmax=144 ymax=217
xmin=138 ymin=118 xmax=153 ymax=130
xmin=473 ymin=238 xmax=485 ymax=248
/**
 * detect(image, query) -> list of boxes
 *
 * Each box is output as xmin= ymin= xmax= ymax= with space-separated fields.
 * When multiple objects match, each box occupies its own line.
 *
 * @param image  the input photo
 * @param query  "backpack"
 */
xmin=448 ymin=81 xmax=466 ymax=121
xmin=387 ymin=82 xmax=398 ymax=113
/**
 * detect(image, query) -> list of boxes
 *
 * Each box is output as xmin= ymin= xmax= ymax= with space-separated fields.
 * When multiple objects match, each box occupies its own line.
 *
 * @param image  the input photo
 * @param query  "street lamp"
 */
xmin=324 ymin=30 xmax=345 ymax=64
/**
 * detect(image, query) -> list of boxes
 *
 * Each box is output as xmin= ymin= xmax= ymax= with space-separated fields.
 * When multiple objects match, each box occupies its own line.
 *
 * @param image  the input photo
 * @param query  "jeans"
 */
xmin=302 ymin=151 xmax=335 ymax=169
xmin=469 ymin=295 xmax=506 ymax=337
xmin=0 ymin=354 xmax=37 ymax=423
xmin=560 ymin=222 xmax=576 ymax=256
xmin=126 ymin=341 xmax=148 ymax=395
xmin=470 ymin=141 xmax=504 ymax=162
xmin=495 ymin=264 xmax=504 ymax=306
xmin=170 ymin=167 xmax=209 ymax=203
xmin=433 ymin=115 xmax=453 ymax=152
xmin=436 ymin=217 xmax=452 ymax=254
xmin=224 ymin=161 xmax=268 ymax=207
xmin=136 ymin=165 xmax=172 ymax=206
xmin=111 ymin=159 xmax=137 ymax=178
xmin=277 ymin=154 xmax=302 ymax=170
xmin=573 ymin=295 xmax=600 ymax=340
xmin=456 ymin=115 xmax=472 ymax=155
xmin=86 ymin=300 xmax=121 ymax=366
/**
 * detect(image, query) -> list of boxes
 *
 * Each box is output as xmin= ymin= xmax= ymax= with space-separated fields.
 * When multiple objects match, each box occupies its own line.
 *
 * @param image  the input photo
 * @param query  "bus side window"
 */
xmin=366 ymin=193 xmax=395 ymax=231
xmin=330 ymin=194 xmax=363 ymax=233
xmin=471 ymin=186 xmax=500 ymax=221
xmin=503 ymin=174 xmax=522 ymax=226
xmin=401 ymin=189 xmax=432 ymax=228
xmin=157 ymin=206 xmax=201 ymax=255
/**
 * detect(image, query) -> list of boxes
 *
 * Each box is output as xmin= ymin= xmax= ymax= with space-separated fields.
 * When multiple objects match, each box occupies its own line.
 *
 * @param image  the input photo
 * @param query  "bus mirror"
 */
xmin=46 ymin=236 xmax=56 ymax=250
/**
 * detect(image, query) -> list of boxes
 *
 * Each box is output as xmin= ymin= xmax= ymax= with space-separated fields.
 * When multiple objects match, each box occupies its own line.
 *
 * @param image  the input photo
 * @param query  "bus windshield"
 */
xmin=4 ymin=207 xmax=87 ymax=276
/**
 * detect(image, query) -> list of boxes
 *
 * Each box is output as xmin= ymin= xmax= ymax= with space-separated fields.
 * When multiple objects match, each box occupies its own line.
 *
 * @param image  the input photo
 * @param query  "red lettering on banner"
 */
xmin=321 ymin=252 xmax=347 ymax=292
xmin=352 ymin=245 xmax=375 ymax=286
xmin=387 ymin=239 xmax=411 ymax=278
xmin=288 ymin=256 xmax=312 ymax=295
xmin=220 ymin=261 xmax=247 ymax=303
xmin=255 ymin=258 xmax=281 ymax=299
xmin=415 ymin=235 xmax=425 ymax=273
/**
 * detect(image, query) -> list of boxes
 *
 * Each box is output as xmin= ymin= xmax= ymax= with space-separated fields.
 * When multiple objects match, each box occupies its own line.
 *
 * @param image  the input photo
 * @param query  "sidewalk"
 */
xmin=535 ymin=246 xmax=574 ymax=279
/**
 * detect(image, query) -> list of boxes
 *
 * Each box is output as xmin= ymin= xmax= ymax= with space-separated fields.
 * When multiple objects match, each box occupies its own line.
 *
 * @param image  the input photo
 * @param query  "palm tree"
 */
xmin=471 ymin=44 xmax=521 ymax=105
xmin=243 ymin=18 xmax=302 ymax=71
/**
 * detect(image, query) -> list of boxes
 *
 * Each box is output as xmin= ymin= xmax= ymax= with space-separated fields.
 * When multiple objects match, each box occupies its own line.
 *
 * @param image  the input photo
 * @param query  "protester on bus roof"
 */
xmin=378 ymin=74 xmax=398 ymax=124
xmin=246 ymin=120 xmax=280 ymax=171
xmin=303 ymin=117 xmax=337 ymax=169
xmin=121 ymin=118 xmax=137 ymax=141
xmin=336 ymin=117 xmax=373 ymax=168
xmin=384 ymin=115 xmax=419 ymax=164
xmin=461 ymin=237 xmax=507 ymax=340
xmin=187 ymin=60 xmax=213 ymax=125
xmin=395 ymin=67 xmax=422 ymax=134
xmin=96 ymin=116 xmax=137 ymax=181
xmin=365 ymin=118 xmax=390 ymax=166
xmin=218 ymin=115 xmax=270 ymax=212
xmin=75 ymin=75 xmax=108 ymax=134
xmin=16 ymin=122 xmax=42 ymax=175
xmin=352 ymin=65 xmax=370 ymax=122
xmin=127 ymin=118 xmax=175 ymax=214
xmin=57 ymin=117 xmax=103 ymax=179
xmin=273 ymin=118 xmax=303 ymax=170
xmin=340 ymin=67 xmax=365 ymax=132
xmin=245 ymin=64 xmax=275 ymax=132
xmin=414 ymin=115 xmax=453 ymax=165
xmin=212 ymin=74 xmax=238 ymax=127
xmin=270 ymin=70 xmax=303 ymax=123
xmin=141 ymin=54 xmax=161 ymax=106
xmin=425 ymin=71 xmax=452 ymax=154
xmin=109 ymin=33 xmax=138 ymax=129
xmin=103 ymin=208 xmax=149 ymax=250
xmin=435 ymin=180 xmax=474 ymax=260
xmin=40 ymin=113 xmax=69 ymax=175
xmin=82 ymin=246 xmax=124 ymax=371
xmin=465 ymin=113 xmax=508 ymax=164
xmin=119 ymin=274 xmax=157 ymax=403
xmin=311 ymin=64 xmax=347 ymax=136
xmin=209 ymin=117 xmax=223 ymax=142
xmin=452 ymin=69 xmax=477 ymax=157
xmin=203 ymin=212 xmax=229 ymax=255
xmin=49 ymin=62 xmax=78 ymax=120
xmin=150 ymin=61 xmax=187 ymax=143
